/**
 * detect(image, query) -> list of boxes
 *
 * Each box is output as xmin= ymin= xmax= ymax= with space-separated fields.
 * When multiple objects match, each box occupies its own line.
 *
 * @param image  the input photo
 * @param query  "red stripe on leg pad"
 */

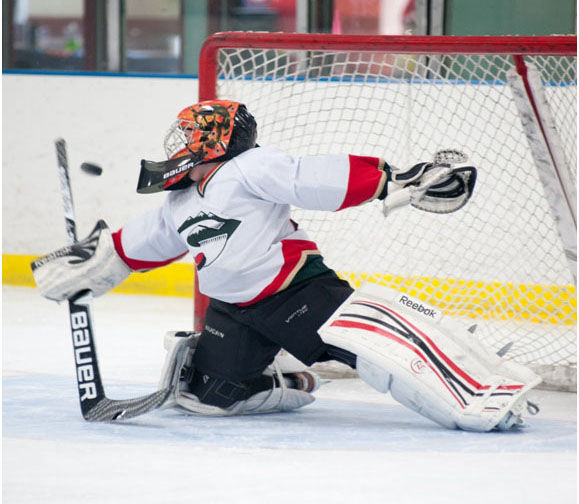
xmin=357 ymin=300 xmax=524 ymax=392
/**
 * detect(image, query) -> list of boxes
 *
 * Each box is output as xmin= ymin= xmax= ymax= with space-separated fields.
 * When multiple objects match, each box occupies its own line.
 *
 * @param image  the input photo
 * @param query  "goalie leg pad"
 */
xmin=176 ymin=365 xmax=315 ymax=416
xmin=319 ymin=283 xmax=541 ymax=432
xmin=175 ymin=387 xmax=314 ymax=416
xmin=157 ymin=331 xmax=199 ymax=409
xmin=356 ymin=356 xmax=391 ymax=393
xmin=158 ymin=332 xmax=317 ymax=416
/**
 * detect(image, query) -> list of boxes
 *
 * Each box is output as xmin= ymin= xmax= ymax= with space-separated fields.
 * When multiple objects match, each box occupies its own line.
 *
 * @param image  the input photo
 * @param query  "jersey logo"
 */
xmin=178 ymin=211 xmax=241 ymax=270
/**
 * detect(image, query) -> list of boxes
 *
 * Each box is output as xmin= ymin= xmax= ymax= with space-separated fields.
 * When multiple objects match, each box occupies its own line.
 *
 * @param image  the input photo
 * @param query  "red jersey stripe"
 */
xmin=112 ymin=228 xmax=186 ymax=271
xmin=237 ymin=239 xmax=321 ymax=306
xmin=337 ymin=155 xmax=387 ymax=211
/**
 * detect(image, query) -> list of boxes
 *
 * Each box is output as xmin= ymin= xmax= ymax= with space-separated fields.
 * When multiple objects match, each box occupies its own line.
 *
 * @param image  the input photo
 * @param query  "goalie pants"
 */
xmin=189 ymin=272 xmax=355 ymax=408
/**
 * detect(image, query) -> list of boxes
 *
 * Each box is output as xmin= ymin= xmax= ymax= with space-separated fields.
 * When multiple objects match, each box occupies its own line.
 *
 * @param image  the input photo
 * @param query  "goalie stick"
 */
xmin=54 ymin=138 xmax=171 ymax=421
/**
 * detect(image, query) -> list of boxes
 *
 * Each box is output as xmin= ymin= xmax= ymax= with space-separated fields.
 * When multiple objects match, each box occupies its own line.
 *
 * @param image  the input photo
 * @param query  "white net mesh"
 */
xmin=207 ymin=40 xmax=577 ymax=389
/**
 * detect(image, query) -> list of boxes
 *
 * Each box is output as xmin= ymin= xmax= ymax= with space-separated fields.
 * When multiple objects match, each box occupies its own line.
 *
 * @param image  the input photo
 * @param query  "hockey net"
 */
xmin=197 ymin=33 xmax=577 ymax=391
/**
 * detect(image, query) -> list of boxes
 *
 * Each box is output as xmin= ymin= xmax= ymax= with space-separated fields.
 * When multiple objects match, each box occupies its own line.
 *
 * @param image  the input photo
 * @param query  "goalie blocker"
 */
xmin=318 ymin=283 xmax=541 ymax=432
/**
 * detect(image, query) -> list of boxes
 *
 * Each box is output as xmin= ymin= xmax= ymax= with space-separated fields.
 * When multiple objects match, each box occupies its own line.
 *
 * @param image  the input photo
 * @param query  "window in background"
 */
xmin=197 ymin=0 xmax=299 ymax=79
xmin=3 ymin=0 xmax=421 ymax=75
xmin=125 ymin=0 xmax=182 ymax=74
xmin=207 ymin=0 xmax=297 ymax=35
xmin=332 ymin=0 xmax=415 ymax=35
xmin=9 ymin=0 xmax=85 ymax=70
xmin=326 ymin=0 xmax=416 ymax=79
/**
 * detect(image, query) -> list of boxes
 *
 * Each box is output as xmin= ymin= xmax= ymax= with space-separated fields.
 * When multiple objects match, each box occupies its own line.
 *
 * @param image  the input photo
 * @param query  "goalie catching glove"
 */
xmin=31 ymin=220 xmax=131 ymax=301
xmin=383 ymin=152 xmax=477 ymax=216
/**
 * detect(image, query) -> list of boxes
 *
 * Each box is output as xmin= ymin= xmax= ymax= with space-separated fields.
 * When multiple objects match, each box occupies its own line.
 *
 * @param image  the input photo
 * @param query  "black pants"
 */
xmin=190 ymin=274 xmax=354 ymax=407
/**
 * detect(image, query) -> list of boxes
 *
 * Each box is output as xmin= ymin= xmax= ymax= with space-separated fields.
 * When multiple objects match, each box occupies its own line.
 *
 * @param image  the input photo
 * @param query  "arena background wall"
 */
xmin=2 ymin=73 xmax=198 ymax=296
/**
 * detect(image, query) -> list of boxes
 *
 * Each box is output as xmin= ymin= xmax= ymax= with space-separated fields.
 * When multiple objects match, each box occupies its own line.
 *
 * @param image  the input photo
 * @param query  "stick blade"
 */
xmin=83 ymin=388 xmax=172 ymax=422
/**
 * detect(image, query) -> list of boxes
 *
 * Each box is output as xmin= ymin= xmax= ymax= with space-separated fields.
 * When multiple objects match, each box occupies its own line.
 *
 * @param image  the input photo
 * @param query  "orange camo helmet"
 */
xmin=162 ymin=100 xmax=257 ymax=190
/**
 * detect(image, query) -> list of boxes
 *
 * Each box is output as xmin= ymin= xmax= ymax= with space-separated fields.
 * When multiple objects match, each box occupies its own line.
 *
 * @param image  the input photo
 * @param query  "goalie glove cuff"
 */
xmin=31 ymin=220 xmax=131 ymax=301
xmin=382 ymin=162 xmax=439 ymax=215
xmin=378 ymin=161 xmax=432 ymax=200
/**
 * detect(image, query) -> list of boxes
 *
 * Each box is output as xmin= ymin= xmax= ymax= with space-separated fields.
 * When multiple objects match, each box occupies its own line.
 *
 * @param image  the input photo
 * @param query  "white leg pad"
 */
xmin=175 ymin=387 xmax=314 ymax=416
xmin=228 ymin=387 xmax=314 ymax=415
xmin=158 ymin=332 xmax=315 ymax=416
xmin=319 ymin=283 xmax=542 ymax=432
xmin=356 ymin=356 xmax=392 ymax=393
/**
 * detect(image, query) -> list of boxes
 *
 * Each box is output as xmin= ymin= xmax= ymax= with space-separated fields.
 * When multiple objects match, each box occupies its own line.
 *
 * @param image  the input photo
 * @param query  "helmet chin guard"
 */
xmin=136 ymin=154 xmax=201 ymax=194
xmin=137 ymin=100 xmax=257 ymax=194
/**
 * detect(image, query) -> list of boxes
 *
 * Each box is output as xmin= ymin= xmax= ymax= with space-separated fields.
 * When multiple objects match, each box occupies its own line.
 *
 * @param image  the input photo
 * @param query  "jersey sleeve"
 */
xmin=112 ymin=198 xmax=188 ymax=271
xmin=236 ymin=146 xmax=387 ymax=211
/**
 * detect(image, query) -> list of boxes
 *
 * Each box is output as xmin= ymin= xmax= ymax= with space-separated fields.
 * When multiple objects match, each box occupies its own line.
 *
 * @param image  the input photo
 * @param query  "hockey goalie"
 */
xmin=32 ymin=100 xmax=540 ymax=430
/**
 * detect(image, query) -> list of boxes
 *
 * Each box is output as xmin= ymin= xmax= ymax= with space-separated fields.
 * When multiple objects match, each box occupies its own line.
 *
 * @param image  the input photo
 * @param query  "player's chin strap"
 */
xmin=383 ymin=149 xmax=477 ymax=216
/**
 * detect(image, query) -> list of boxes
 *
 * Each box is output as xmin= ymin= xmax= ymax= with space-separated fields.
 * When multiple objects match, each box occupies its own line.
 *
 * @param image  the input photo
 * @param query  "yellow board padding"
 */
xmin=2 ymin=254 xmax=194 ymax=298
xmin=110 ymin=262 xmax=195 ymax=297
xmin=4 ymin=254 xmax=576 ymax=324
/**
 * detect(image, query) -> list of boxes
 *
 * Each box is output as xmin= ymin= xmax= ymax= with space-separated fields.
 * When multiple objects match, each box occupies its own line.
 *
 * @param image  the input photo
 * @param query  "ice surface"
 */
xmin=2 ymin=286 xmax=577 ymax=504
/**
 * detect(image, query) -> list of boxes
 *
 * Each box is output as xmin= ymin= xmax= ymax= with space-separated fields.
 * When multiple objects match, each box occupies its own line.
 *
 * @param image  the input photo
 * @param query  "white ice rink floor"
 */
xmin=2 ymin=285 xmax=577 ymax=504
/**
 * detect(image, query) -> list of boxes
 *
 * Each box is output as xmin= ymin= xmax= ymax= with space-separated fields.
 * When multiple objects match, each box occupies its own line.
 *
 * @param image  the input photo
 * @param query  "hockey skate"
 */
xmin=265 ymin=348 xmax=321 ymax=394
xmin=280 ymin=371 xmax=320 ymax=393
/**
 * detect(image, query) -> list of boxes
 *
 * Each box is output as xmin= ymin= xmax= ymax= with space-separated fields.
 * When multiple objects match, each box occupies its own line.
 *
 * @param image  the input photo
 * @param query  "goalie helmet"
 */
xmin=137 ymin=100 xmax=257 ymax=194
xmin=162 ymin=100 xmax=258 ymax=190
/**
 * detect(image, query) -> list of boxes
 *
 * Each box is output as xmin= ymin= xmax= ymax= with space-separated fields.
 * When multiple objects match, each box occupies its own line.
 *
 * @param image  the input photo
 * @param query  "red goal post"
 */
xmin=195 ymin=32 xmax=577 ymax=390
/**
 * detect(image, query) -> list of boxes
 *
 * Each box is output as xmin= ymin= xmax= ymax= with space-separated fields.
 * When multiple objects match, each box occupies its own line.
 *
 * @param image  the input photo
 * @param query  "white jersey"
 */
xmin=113 ymin=146 xmax=386 ymax=304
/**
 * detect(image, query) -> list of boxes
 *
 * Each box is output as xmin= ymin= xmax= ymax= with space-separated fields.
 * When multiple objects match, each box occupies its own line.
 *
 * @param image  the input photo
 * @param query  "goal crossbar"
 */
xmin=199 ymin=33 xmax=576 ymax=100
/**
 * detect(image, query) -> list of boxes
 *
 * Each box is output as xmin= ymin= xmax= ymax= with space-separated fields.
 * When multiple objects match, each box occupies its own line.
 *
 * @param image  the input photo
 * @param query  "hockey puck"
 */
xmin=80 ymin=162 xmax=103 ymax=176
